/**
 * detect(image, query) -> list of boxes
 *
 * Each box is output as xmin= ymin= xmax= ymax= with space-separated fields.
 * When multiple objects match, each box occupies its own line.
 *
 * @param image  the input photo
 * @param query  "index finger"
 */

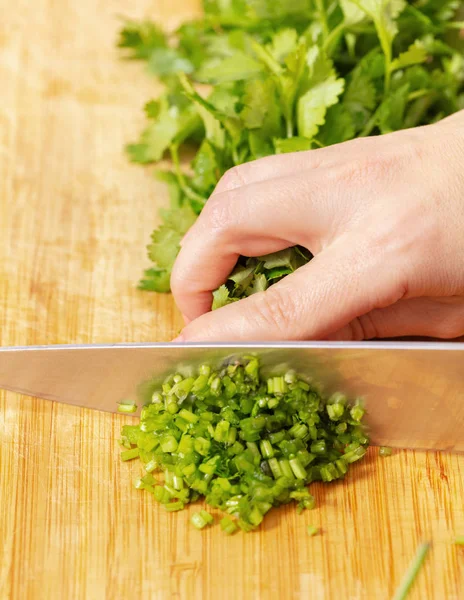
xmin=171 ymin=169 xmax=333 ymax=321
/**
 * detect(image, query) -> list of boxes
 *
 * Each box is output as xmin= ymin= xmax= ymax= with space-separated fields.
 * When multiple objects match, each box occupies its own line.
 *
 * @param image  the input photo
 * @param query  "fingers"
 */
xmin=211 ymin=133 xmax=404 ymax=196
xmin=171 ymin=169 xmax=341 ymax=322
xmin=174 ymin=235 xmax=407 ymax=341
xmin=212 ymin=148 xmax=328 ymax=195
xmin=328 ymin=297 xmax=464 ymax=341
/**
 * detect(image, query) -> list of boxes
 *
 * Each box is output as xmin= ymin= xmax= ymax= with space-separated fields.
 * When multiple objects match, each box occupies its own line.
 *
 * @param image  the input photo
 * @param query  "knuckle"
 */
xmin=215 ymin=166 xmax=246 ymax=194
xmin=252 ymin=287 xmax=299 ymax=336
xmin=170 ymin=259 xmax=189 ymax=297
xmin=200 ymin=190 xmax=237 ymax=236
xmin=352 ymin=313 xmax=379 ymax=341
xmin=337 ymin=154 xmax=399 ymax=188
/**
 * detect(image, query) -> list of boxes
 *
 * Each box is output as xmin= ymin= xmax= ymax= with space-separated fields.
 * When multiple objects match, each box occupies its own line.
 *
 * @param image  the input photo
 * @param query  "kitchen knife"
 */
xmin=0 ymin=341 xmax=463 ymax=452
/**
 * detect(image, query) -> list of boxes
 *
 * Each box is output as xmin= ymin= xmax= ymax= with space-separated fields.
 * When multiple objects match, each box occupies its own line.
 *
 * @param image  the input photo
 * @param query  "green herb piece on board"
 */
xmin=119 ymin=355 xmax=369 ymax=531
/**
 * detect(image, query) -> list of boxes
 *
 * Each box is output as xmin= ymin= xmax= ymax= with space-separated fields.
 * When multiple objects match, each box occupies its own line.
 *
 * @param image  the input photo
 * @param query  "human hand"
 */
xmin=171 ymin=110 xmax=464 ymax=341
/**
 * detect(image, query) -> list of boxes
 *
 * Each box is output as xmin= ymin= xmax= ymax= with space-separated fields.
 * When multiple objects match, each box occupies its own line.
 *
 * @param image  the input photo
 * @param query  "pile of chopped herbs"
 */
xmin=119 ymin=356 xmax=369 ymax=531
xmin=118 ymin=1 xmax=464 ymax=305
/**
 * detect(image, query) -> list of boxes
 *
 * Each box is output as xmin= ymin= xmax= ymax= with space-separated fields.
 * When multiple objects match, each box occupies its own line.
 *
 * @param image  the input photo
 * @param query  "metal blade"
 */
xmin=0 ymin=342 xmax=463 ymax=451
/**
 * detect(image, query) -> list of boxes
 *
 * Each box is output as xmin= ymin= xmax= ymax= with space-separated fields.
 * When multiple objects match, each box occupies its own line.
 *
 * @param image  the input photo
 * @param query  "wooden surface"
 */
xmin=0 ymin=1 xmax=463 ymax=598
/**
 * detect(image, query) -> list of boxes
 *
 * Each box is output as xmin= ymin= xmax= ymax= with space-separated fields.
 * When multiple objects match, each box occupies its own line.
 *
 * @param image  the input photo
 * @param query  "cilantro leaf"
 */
xmin=258 ymin=248 xmax=299 ymax=270
xmin=268 ymin=29 xmax=299 ymax=63
xmin=344 ymin=69 xmax=378 ymax=130
xmin=240 ymin=79 xmax=281 ymax=136
xmin=212 ymin=285 xmax=236 ymax=310
xmin=147 ymin=204 xmax=197 ymax=271
xmin=126 ymin=99 xmax=199 ymax=164
xmin=340 ymin=0 xmax=366 ymax=25
xmin=139 ymin=268 xmax=171 ymax=293
xmin=196 ymin=52 xmax=264 ymax=84
xmin=117 ymin=19 xmax=167 ymax=59
xmin=376 ymin=83 xmax=410 ymax=133
xmin=391 ymin=40 xmax=427 ymax=72
xmin=248 ymin=132 xmax=274 ymax=159
xmin=191 ymin=140 xmax=223 ymax=196
xmin=148 ymin=48 xmax=195 ymax=77
xmin=318 ymin=104 xmax=355 ymax=145
xmin=126 ymin=110 xmax=179 ymax=164
xmin=274 ymin=137 xmax=312 ymax=153
xmin=297 ymin=75 xmax=345 ymax=139
xmin=245 ymin=273 xmax=268 ymax=295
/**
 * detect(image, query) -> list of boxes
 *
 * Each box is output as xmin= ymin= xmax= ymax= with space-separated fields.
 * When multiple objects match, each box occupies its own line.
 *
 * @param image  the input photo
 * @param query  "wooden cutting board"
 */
xmin=0 ymin=1 xmax=463 ymax=598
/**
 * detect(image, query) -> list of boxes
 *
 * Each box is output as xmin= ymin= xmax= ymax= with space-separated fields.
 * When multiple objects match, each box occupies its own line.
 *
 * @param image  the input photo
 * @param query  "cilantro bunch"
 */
xmin=118 ymin=1 xmax=464 ymax=306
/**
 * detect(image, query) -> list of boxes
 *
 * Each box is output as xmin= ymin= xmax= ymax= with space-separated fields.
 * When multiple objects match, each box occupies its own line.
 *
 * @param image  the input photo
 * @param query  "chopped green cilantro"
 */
xmin=119 ymin=355 xmax=369 ymax=531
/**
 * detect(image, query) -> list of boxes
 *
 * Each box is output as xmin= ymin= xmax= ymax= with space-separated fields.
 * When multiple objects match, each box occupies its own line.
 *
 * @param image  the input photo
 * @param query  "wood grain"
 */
xmin=0 ymin=1 xmax=463 ymax=598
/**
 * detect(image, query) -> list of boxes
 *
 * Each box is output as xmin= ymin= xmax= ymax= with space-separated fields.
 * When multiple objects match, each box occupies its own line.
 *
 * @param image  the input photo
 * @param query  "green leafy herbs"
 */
xmin=119 ymin=2 xmax=464 ymax=295
xmin=119 ymin=356 xmax=369 ymax=531
xmin=212 ymin=247 xmax=312 ymax=309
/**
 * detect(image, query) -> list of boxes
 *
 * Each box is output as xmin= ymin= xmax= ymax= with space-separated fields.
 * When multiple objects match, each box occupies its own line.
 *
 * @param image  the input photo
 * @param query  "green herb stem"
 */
xmin=307 ymin=525 xmax=319 ymax=536
xmin=117 ymin=402 xmax=138 ymax=414
xmin=379 ymin=446 xmax=392 ymax=458
xmin=324 ymin=22 xmax=345 ymax=55
xmin=392 ymin=542 xmax=430 ymax=600
xmin=315 ymin=0 xmax=329 ymax=42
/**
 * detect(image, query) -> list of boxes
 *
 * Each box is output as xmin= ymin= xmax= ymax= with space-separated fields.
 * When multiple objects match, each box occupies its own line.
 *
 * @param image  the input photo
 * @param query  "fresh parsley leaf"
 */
xmin=117 ymin=19 xmax=167 ymax=59
xmin=148 ymin=48 xmax=195 ymax=76
xmin=212 ymin=284 xmax=236 ymax=310
xmin=240 ymin=79 xmax=281 ymax=137
xmin=144 ymin=100 xmax=161 ymax=119
xmin=340 ymin=0 xmax=366 ymax=25
xmin=196 ymin=52 xmax=264 ymax=83
xmin=376 ymin=82 xmax=410 ymax=133
xmin=127 ymin=99 xmax=199 ymax=164
xmin=147 ymin=204 xmax=197 ymax=272
xmin=297 ymin=75 xmax=345 ymax=139
xmin=245 ymin=273 xmax=268 ymax=295
xmin=391 ymin=40 xmax=427 ymax=72
xmin=249 ymin=131 xmax=274 ymax=159
xmin=274 ymin=137 xmax=313 ymax=153
xmin=318 ymin=104 xmax=355 ymax=145
xmin=126 ymin=113 xmax=178 ymax=164
xmin=139 ymin=268 xmax=171 ymax=293
xmin=191 ymin=140 xmax=223 ymax=196
xmin=268 ymin=29 xmax=299 ymax=63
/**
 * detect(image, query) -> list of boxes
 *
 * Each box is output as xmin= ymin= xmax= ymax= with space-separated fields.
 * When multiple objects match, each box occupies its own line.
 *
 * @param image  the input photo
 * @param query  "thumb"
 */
xmin=174 ymin=235 xmax=407 ymax=342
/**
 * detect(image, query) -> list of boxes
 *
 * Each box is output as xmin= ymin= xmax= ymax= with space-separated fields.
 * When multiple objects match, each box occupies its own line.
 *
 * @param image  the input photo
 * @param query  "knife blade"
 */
xmin=0 ymin=341 xmax=463 ymax=452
